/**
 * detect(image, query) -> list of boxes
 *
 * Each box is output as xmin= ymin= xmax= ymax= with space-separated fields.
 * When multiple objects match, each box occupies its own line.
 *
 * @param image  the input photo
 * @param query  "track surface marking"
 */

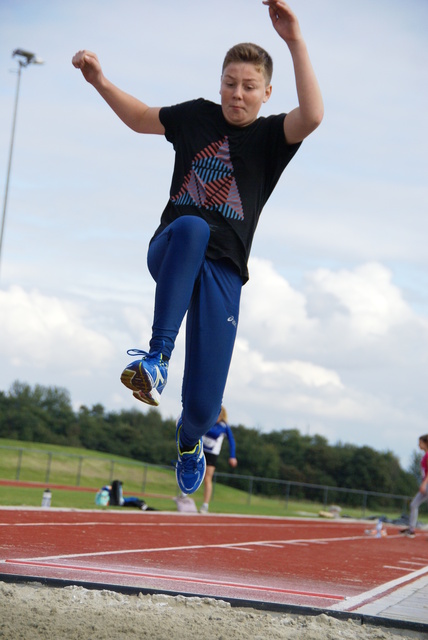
xmin=1 ymin=509 xmax=426 ymax=609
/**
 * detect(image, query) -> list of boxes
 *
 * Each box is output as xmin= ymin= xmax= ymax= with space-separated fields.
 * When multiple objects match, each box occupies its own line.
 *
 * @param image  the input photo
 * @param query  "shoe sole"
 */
xmin=132 ymin=389 xmax=160 ymax=407
xmin=121 ymin=364 xmax=154 ymax=394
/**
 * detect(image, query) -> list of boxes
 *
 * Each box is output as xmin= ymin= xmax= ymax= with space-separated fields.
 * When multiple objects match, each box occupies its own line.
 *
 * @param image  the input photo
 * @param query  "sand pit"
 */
xmin=0 ymin=581 xmax=424 ymax=639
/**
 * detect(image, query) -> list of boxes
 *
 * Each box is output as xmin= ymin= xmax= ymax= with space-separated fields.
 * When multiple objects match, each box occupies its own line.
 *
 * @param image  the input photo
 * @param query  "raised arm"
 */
xmin=225 ymin=424 xmax=237 ymax=464
xmin=71 ymin=50 xmax=165 ymax=135
xmin=263 ymin=0 xmax=324 ymax=144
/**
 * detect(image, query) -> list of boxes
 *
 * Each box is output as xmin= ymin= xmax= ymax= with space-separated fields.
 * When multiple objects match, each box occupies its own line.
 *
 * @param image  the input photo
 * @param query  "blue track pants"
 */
xmin=147 ymin=216 xmax=243 ymax=447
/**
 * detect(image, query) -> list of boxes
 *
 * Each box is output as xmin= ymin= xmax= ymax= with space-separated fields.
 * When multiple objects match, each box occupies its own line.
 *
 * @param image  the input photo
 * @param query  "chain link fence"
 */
xmin=0 ymin=444 xmax=418 ymax=518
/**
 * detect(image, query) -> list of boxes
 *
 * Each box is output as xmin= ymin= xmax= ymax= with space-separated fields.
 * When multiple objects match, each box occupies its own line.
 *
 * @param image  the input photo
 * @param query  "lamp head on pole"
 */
xmin=12 ymin=49 xmax=44 ymax=67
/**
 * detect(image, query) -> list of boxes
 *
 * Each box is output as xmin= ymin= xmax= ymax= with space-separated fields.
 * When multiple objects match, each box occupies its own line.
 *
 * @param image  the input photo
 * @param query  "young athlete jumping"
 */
xmin=72 ymin=0 xmax=323 ymax=495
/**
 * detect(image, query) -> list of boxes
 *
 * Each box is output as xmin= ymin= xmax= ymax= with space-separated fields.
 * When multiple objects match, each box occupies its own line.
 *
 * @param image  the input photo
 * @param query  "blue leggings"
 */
xmin=147 ymin=216 xmax=243 ymax=447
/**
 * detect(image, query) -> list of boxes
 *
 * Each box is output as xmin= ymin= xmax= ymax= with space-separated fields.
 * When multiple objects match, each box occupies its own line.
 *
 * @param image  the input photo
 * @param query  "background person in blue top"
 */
xmin=200 ymin=406 xmax=237 ymax=514
xmin=72 ymin=0 xmax=323 ymax=497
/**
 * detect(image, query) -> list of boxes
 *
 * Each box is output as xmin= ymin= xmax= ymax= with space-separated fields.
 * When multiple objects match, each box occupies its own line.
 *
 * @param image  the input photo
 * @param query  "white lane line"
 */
xmin=1 ymin=534 xmax=370 ymax=564
xmin=256 ymin=543 xmax=284 ymax=548
xmin=221 ymin=546 xmax=254 ymax=551
xmin=329 ymin=565 xmax=428 ymax=611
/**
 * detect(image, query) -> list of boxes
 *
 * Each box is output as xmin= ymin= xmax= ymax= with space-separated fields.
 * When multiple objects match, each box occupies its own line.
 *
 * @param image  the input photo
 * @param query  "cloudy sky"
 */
xmin=0 ymin=0 xmax=427 ymax=470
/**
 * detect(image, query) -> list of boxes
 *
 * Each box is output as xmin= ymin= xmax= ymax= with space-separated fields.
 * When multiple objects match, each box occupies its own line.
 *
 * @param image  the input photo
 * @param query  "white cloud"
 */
xmin=226 ymin=258 xmax=428 ymax=466
xmin=307 ymin=263 xmax=412 ymax=338
xmin=1 ymin=255 xmax=427 ymax=470
xmin=241 ymin=257 xmax=316 ymax=349
xmin=0 ymin=286 xmax=113 ymax=374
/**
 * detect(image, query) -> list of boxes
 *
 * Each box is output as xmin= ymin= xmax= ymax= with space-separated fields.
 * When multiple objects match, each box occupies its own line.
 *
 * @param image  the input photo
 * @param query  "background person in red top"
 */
xmin=401 ymin=434 xmax=428 ymax=537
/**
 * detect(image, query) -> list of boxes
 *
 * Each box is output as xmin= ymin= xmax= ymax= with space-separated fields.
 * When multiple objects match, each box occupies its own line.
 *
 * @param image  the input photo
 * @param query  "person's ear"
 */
xmin=263 ymin=84 xmax=272 ymax=103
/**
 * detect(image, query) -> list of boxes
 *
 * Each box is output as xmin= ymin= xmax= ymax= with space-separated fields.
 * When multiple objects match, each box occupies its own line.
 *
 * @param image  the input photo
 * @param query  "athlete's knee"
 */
xmin=169 ymin=216 xmax=210 ymax=250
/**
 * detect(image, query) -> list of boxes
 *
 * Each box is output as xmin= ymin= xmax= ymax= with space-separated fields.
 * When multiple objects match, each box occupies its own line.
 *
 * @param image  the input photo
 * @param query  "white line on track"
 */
xmin=2 ymin=534 xmax=374 ymax=564
xmin=329 ymin=565 xmax=428 ymax=611
xmin=399 ymin=560 xmax=427 ymax=566
xmin=222 ymin=546 xmax=254 ymax=551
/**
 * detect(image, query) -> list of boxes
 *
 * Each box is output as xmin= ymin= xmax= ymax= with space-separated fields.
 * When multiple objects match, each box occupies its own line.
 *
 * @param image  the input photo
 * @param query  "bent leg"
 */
xmin=147 ymin=216 xmax=210 ymax=358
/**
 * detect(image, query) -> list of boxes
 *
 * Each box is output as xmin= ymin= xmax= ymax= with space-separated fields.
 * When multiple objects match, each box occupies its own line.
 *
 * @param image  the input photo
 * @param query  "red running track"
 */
xmin=0 ymin=508 xmax=427 ymax=611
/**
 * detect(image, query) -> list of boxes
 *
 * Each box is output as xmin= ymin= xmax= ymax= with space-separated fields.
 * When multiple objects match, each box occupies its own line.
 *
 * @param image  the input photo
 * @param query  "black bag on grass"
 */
xmin=109 ymin=480 xmax=124 ymax=506
xmin=109 ymin=479 xmax=157 ymax=510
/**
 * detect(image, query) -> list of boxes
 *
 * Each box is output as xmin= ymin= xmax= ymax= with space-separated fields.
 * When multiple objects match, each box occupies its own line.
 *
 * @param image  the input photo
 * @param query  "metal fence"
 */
xmin=212 ymin=471 xmax=414 ymax=518
xmin=0 ymin=445 xmax=418 ymax=518
xmin=0 ymin=445 xmax=176 ymax=497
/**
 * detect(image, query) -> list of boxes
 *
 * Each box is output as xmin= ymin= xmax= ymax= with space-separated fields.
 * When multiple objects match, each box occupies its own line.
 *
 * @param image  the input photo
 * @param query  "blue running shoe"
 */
xmin=175 ymin=417 xmax=206 ymax=495
xmin=120 ymin=346 xmax=168 ymax=407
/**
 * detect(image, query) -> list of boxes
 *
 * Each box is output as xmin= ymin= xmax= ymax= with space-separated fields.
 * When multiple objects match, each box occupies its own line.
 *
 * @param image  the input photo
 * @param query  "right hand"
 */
xmin=72 ymin=50 xmax=103 ymax=86
xmin=262 ymin=0 xmax=302 ymax=45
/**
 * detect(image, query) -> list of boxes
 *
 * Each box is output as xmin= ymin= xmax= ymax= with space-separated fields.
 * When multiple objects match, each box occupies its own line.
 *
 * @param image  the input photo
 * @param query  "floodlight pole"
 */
xmin=0 ymin=49 xmax=44 ymax=280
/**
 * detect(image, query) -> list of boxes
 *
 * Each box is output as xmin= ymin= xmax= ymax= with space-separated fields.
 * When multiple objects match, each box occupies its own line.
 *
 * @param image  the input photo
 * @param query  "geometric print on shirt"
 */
xmin=171 ymin=136 xmax=244 ymax=221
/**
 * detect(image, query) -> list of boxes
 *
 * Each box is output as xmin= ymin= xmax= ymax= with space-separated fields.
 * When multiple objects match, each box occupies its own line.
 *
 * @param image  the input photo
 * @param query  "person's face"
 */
xmin=419 ymin=438 xmax=427 ymax=451
xmin=220 ymin=63 xmax=272 ymax=127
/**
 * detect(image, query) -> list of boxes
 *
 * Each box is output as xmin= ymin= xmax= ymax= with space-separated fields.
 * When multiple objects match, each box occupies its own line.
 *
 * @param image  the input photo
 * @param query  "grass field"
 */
xmin=0 ymin=437 xmax=425 ymax=523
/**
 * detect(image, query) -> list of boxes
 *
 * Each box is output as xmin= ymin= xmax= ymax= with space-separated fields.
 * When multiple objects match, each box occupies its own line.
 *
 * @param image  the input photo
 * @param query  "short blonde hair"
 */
xmin=222 ymin=43 xmax=273 ymax=86
xmin=218 ymin=406 xmax=228 ymax=423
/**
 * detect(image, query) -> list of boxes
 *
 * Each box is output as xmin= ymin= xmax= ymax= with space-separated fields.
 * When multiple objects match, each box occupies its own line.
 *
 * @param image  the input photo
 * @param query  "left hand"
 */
xmin=229 ymin=457 xmax=238 ymax=468
xmin=262 ymin=0 xmax=302 ymax=43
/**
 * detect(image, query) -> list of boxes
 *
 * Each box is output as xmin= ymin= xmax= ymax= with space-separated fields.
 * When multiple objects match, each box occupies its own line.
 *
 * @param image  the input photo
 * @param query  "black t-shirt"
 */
xmin=154 ymin=98 xmax=301 ymax=282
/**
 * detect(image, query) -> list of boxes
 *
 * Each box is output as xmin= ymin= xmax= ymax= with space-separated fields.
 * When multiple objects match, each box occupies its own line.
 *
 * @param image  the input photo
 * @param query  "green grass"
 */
xmin=0 ymin=438 xmax=425 ymax=523
xmin=0 ymin=485 xmax=175 ymax=511
xmin=0 ymin=438 xmax=178 ymax=496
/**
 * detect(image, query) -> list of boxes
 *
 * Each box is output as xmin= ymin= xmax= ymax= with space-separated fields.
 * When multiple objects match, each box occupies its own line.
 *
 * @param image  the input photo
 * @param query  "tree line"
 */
xmin=0 ymin=381 xmax=420 ymax=502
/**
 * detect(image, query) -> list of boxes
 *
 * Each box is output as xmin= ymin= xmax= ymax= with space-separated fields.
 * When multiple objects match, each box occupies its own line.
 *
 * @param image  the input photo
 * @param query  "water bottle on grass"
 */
xmin=41 ymin=488 xmax=52 ymax=508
